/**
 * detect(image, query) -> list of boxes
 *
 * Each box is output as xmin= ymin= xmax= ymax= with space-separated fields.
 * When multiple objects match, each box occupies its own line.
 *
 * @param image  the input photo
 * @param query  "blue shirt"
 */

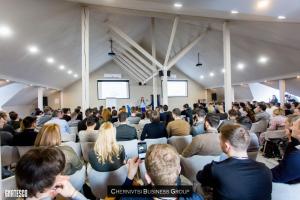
xmin=45 ymin=117 xmax=71 ymax=135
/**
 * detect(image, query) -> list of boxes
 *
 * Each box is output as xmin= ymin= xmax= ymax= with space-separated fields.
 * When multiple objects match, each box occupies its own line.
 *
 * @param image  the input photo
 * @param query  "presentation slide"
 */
xmin=97 ymin=80 xmax=129 ymax=99
xmin=167 ymin=81 xmax=188 ymax=97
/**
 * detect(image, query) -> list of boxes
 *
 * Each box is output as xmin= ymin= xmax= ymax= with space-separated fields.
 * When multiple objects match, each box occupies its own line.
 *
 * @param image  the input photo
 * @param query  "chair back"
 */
xmin=144 ymin=137 xmax=167 ymax=147
xmin=61 ymin=141 xmax=82 ymax=157
xmin=117 ymin=139 xmax=138 ymax=158
xmin=1 ymin=146 xmax=20 ymax=167
xmin=1 ymin=176 xmax=17 ymax=200
xmin=168 ymin=135 xmax=192 ymax=154
xmin=17 ymin=146 xmax=34 ymax=157
xmin=80 ymin=142 xmax=95 ymax=162
xmin=87 ymin=164 xmax=128 ymax=198
xmin=272 ymin=182 xmax=300 ymax=200
xmin=69 ymin=165 xmax=86 ymax=191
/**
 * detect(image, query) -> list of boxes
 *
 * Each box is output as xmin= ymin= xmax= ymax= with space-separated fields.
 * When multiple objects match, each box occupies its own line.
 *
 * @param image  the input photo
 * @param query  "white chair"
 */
xmin=168 ymin=135 xmax=192 ymax=154
xmin=61 ymin=141 xmax=82 ymax=157
xmin=80 ymin=142 xmax=95 ymax=162
xmin=1 ymin=176 xmax=17 ymax=200
xmin=1 ymin=146 xmax=20 ymax=167
xmin=144 ymin=137 xmax=167 ymax=148
xmin=87 ymin=164 xmax=128 ymax=199
xmin=16 ymin=146 xmax=34 ymax=157
xmin=70 ymin=126 xmax=79 ymax=135
xmin=272 ymin=182 xmax=300 ymax=200
xmin=61 ymin=133 xmax=76 ymax=142
xmin=118 ymin=139 xmax=138 ymax=158
xmin=69 ymin=165 xmax=86 ymax=191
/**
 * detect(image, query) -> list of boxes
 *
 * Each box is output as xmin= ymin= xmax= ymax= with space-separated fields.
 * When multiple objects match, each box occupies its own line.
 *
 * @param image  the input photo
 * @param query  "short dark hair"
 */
xmin=220 ymin=124 xmax=250 ymax=151
xmin=118 ymin=112 xmax=128 ymax=122
xmin=228 ymin=109 xmax=239 ymax=117
xmin=62 ymin=108 xmax=69 ymax=114
xmin=52 ymin=110 xmax=62 ymax=118
xmin=163 ymin=105 xmax=168 ymax=112
xmin=0 ymin=111 xmax=7 ymax=119
xmin=112 ymin=109 xmax=118 ymax=116
xmin=22 ymin=116 xmax=37 ymax=129
xmin=284 ymin=103 xmax=291 ymax=110
xmin=205 ymin=113 xmax=220 ymax=128
xmin=183 ymin=104 xmax=189 ymax=109
xmin=15 ymin=147 xmax=65 ymax=197
xmin=9 ymin=111 xmax=18 ymax=121
xmin=86 ymin=116 xmax=96 ymax=127
xmin=150 ymin=110 xmax=160 ymax=123
xmin=145 ymin=110 xmax=152 ymax=119
xmin=85 ymin=108 xmax=93 ymax=117
xmin=194 ymin=109 xmax=206 ymax=117
xmin=172 ymin=108 xmax=181 ymax=117
xmin=258 ymin=103 xmax=267 ymax=111
xmin=292 ymin=102 xmax=299 ymax=108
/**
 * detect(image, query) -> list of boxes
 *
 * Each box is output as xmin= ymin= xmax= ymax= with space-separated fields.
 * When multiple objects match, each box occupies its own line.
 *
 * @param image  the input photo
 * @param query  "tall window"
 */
xmin=167 ymin=80 xmax=188 ymax=97
xmin=97 ymin=80 xmax=130 ymax=99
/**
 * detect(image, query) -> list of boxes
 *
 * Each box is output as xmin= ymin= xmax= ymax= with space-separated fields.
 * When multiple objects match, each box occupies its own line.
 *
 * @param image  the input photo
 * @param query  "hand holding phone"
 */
xmin=137 ymin=141 xmax=147 ymax=160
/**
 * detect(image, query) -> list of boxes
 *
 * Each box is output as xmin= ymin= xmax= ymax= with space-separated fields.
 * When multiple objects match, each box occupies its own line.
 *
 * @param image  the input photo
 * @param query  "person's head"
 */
xmin=118 ymin=111 xmax=128 ymax=123
xmin=9 ymin=111 xmax=19 ymax=121
xmin=102 ymin=108 xmax=111 ymax=122
xmin=204 ymin=114 xmax=220 ymax=130
xmin=131 ymin=106 xmax=137 ymax=114
xmin=183 ymin=104 xmax=189 ymax=110
xmin=21 ymin=116 xmax=37 ymax=130
xmin=85 ymin=108 xmax=93 ymax=117
xmin=155 ymin=106 xmax=160 ymax=112
xmin=15 ymin=147 xmax=65 ymax=198
xmin=145 ymin=144 xmax=180 ymax=185
xmin=284 ymin=103 xmax=291 ymax=110
xmin=94 ymin=122 xmax=119 ymax=164
xmin=150 ymin=110 xmax=160 ymax=123
xmin=62 ymin=108 xmax=70 ymax=115
xmin=52 ymin=110 xmax=63 ymax=118
xmin=232 ymin=103 xmax=240 ymax=111
xmin=219 ymin=124 xmax=250 ymax=156
xmin=294 ymin=108 xmax=300 ymax=116
xmin=273 ymin=108 xmax=285 ymax=116
xmin=256 ymin=103 xmax=267 ymax=112
xmin=44 ymin=107 xmax=52 ymax=115
xmin=239 ymin=102 xmax=246 ymax=108
xmin=163 ymin=105 xmax=168 ymax=112
xmin=228 ymin=109 xmax=239 ymax=120
xmin=86 ymin=116 xmax=97 ymax=130
xmin=172 ymin=108 xmax=181 ymax=119
xmin=34 ymin=124 xmax=61 ymax=147
xmin=0 ymin=111 xmax=8 ymax=123
xmin=292 ymin=102 xmax=299 ymax=109
xmin=112 ymin=109 xmax=118 ymax=117
xmin=145 ymin=110 xmax=152 ymax=119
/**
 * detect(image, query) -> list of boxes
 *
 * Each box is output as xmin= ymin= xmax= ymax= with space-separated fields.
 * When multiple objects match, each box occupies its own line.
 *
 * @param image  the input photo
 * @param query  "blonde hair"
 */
xmin=102 ymin=108 xmax=111 ymax=122
xmin=34 ymin=124 xmax=61 ymax=147
xmin=94 ymin=122 xmax=120 ymax=164
xmin=273 ymin=108 xmax=284 ymax=116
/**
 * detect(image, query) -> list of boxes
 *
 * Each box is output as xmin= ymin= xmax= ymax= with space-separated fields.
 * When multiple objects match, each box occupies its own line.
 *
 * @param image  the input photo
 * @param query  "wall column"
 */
xmin=223 ymin=21 xmax=232 ymax=112
xmin=162 ymin=70 xmax=168 ymax=105
xmin=151 ymin=18 xmax=157 ymax=108
xmin=38 ymin=87 xmax=44 ymax=111
xmin=60 ymin=91 xmax=64 ymax=108
xmin=81 ymin=7 xmax=90 ymax=112
xmin=279 ymin=79 xmax=286 ymax=104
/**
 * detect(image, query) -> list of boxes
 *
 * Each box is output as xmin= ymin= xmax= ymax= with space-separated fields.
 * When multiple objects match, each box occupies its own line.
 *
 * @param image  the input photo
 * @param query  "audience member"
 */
xmin=78 ymin=116 xmax=99 ymax=142
xmin=254 ymin=103 xmax=271 ymax=122
xmin=197 ymin=124 xmax=272 ymax=200
xmin=62 ymin=108 xmax=71 ymax=122
xmin=141 ymin=110 xmax=167 ymax=140
xmin=13 ymin=116 xmax=38 ymax=146
xmin=116 ymin=112 xmax=137 ymax=141
xmin=0 ymin=113 xmax=13 ymax=146
xmin=111 ymin=109 xmax=118 ymax=123
xmin=204 ymin=114 xmax=219 ymax=133
xmin=34 ymin=124 xmax=83 ymax=175
xmin=267 ymin=108 xmax=286 ymax=131
xmin=182 ymin=104 xmax=193 ymax=126
xmin=8 ymin=111 xmax=21 ymax=130
xmin=89 ymin=122 xmax=125 ymax=171
xmin=45 ymin=109 xmax=71 ymax=136
xmin=124 ymin=144 xmax=204 ymax=199
xmin=36 ymin=106 xmax=52 ymax=127
xmin=167 ymin=108 xmax=190 ymax=137
xmin=190 ymin=109 xmax=205 ymax=136
xmin=138 ymin=110 xmax=152 ymax=131
xmin=0 ymin=111 xmax=15 ymax=135
xmin=284 ymin=103 xmax=293 ymax=116
xmin=78 ymin=108 xmax=100 ymax=132
xmin=218 ymin=109 xmax=238 ymax=131
xmin=15 ymin=147 xmax=87 ymax=200
xmin=100 ymin=108 xmax=112 ymax=124
xmin=128 ymin=107 xmax=141 ymax=124
xmin=75 ymin=106 xmax=83 ymax=121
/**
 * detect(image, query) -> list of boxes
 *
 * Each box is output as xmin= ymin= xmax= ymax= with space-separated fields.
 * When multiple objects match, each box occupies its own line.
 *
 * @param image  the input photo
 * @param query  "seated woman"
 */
xmin=78 ymin=116 xmax=99 ymax=142
xmin=140 ymin=110 xmax=167 ymax=140
xmin=34 ymin=124 xmax=83 ymax=175
xmin=15 ymin=147 xmax=87 ymax=200
xmin=267 ymin=108 xmax=286 ymax=131
xmin=88 ymin=122 xmax=125 ymax=172
xmin=190 ymin=109 xmax=205 ymax=136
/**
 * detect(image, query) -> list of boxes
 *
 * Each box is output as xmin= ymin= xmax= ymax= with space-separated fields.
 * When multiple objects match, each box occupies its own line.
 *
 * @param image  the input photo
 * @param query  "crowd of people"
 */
xmin=1 ymin=99 xmax=300 ymax=199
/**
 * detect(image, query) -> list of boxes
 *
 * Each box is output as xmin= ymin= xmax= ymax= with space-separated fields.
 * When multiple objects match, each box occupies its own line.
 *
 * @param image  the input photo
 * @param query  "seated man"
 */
xmin=13 ymin=116 xmax=38 ymax=146
xmin=8 ymin=111 xmax=21 ymax=130
xmin=45 ymin=110 xmax=71 ymax=136
xmin=78 ymin=116 xmax=99 ymax=142
xmin=0 ymin=111 xmax=15 ymax=136
xmin=116 ymin=112 xmax=137 ymax=141
xmin=15 ymin=147 xmax=87 ymax=200
xmin=197 ymin=124 xmax=272 ymax=200
xmin=125 ymin=144 xmax=204 ymax=200
xmin=78 ymin=108 xmax=100 ymax=132
xmin=254 ymin=103 xmax=271 ymax=122
xmin=127 ymin=107 xmax=141 ymax=125
xmin=36 ymin=106 xmax=52 ymax=127
xmin=272 ymin=117 xmax=300 ymax=184
xmin=167 ymin=108 xmax=190 ymax=137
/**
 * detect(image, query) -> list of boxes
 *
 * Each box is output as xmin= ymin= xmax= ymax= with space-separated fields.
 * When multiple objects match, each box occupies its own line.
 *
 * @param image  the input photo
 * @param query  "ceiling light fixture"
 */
xmin=209 ymin=72 xmax=214 ymax=77
xmin=108 ymin=39 xmax=116 ymax=56
xmin=256 ymin=0 xmax=270 ymax=9
xmin=237 ymin=62 xmax=245 ymax=70
xmin=200 ymin=75 xmax=204 ymax=79
xmin=278 ymin=15 xmax=286 ymax=20
xmin=231 ymin=10 xmax=239 ymax=14
xmin=74 ymin=74 xmax=78 ymax=78
xmin=264 ymin=80 xmax=268 ymax=83
xmin=221 ymin=68 xmax=225 ymax=73
xmin=297 ymin=75 xmax=300 ymax=79
xmin=28 ymin=45 xmax=39 ymax=54
xmin=174 ymin=3 xmax=183 ymax=8
xmin=67 ymin=70 xmax=73 ymax=74
xmin=46 ymin=57 xmax=55 ymax=64
xmin=0 ymin=25 xmax=13 ymax=38
xmin=6 ymin=79 xmax=10 ymax=82
xmin=195 ymin=52 xmax=203 ymax=67
xmin=258 ymin=56 xmax=269 ymax=64
xmin=59 ymin=65 xmax=65 ymax=70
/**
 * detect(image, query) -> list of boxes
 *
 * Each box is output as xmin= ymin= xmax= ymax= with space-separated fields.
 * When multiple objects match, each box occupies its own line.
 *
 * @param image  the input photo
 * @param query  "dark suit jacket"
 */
xmin=13 ymin=129 xmax=38 ymax=146
xmin=116 ymin=124 xmax=137 ymax=141
xmin=140 ymin=122 xmax=167 ymax=140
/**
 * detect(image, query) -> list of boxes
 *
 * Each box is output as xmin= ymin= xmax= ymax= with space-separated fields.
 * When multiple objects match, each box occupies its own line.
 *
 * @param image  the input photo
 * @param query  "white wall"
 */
xmin=63 ymin=61 xmax=205 ymax=110
xmin=2 ymin=104 xmax=36 ymax=118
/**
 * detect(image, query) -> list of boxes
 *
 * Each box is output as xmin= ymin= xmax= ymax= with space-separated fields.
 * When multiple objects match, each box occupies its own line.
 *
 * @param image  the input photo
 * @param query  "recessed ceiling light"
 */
xmin=237 ymin=62 xmax=245 ymax=70
xmin=6 ymin=79 xmax=10 ymax=82
xmin=256 ymin=0 xmax=270 ymax=9
xmin=174 ymin=2 xmax=182 ymax=8
xmin=231 ymin=10 xmax=239 ymax=14
xmin=74 ymin=74 xmax=78 ymax=78
xmin=200 ymin=75 xmax=204 ymax=79
xmin=209 ymin=72 xmax=214 ymax=77
xmin=27 ymin=45 xmax=39 ymax=54
xmin=258 ymin=56 xmax=269 ymax=64
xmin=59 ymin=65 xmax=65 ymax=70
xmin=297 ymin=75 xmax=300 ymax=79
xmin=46 ymin=57 xmax=55 ymax=64
xmin=0 ymin=25 xmax=13 ymax=38
xmin=264 ymin=80 xmax=268 ymax=83
xmin=278 ymin=15 xmax=286 ymax=20
xmin=221 ymin=68 xmax=225 ymax=73
xmin=67 ymin=70 xmax=73 ymax=74
xmin=30 ymin=84 xmax=33 ymax=86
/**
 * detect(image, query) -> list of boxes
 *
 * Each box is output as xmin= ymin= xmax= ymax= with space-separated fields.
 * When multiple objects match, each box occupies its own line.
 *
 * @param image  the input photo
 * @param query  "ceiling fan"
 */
xmin=108 ymin=39 xmax=116 ymax=56
xmin=195 ymin=52 xmax=203 ymax=67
